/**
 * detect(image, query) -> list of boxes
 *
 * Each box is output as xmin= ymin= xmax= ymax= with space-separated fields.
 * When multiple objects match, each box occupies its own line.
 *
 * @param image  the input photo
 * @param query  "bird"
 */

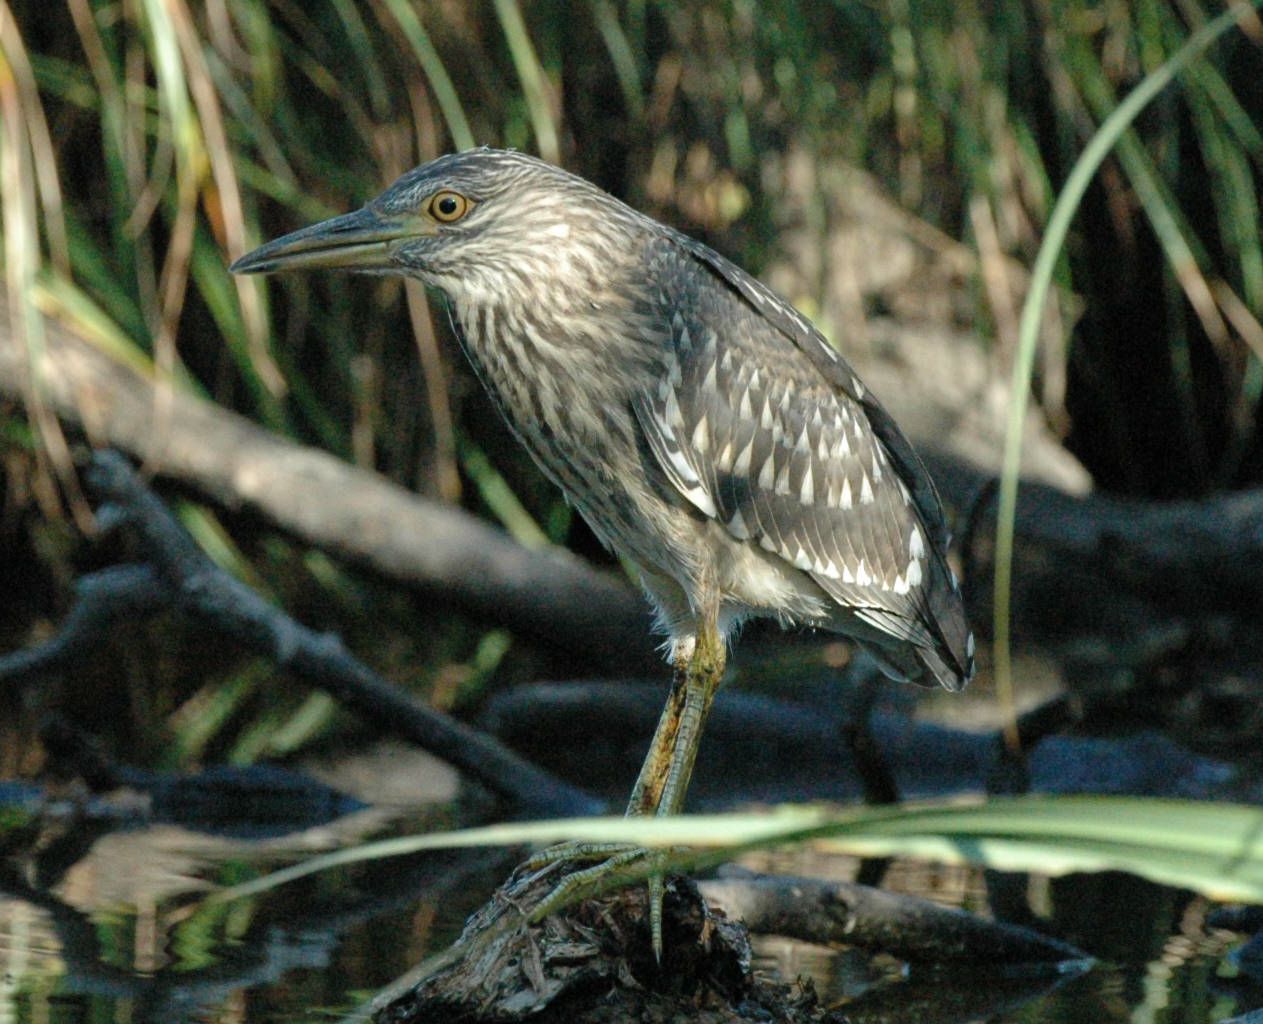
xmin=230 ymin=147 xmax=974 ymax=958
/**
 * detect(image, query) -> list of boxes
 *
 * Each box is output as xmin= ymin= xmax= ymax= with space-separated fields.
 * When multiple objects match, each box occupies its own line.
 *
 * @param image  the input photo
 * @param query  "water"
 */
xmin=0 ymin=731 xmax=1256 ymax=1024
xmin=0 ymin=808 xmax=1254 ymax=1023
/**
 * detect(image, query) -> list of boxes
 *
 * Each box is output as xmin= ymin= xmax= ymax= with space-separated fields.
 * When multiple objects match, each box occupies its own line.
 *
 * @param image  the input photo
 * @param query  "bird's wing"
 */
xmin=634 ymin=235 xmax=972 ymax=687
xmin=667 ymin=229 xmax=951 ymax=555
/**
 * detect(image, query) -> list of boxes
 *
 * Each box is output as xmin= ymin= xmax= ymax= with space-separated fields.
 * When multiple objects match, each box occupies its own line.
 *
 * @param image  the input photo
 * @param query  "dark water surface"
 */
xmin=0 ymin=735 xmax=1256 ymax=1023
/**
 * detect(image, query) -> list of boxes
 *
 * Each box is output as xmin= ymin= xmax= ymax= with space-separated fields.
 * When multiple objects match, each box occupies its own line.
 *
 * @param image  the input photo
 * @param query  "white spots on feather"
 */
xmin=792 ymin=544 xmax=812 ymax=571
xmin=738 ymin=387 xmax=754 ymax=421
xmin=860 ymin=473 xmax=875 ymax=505
xmin=905 ymin=557 xmax=923 ymax=588
xmin=799 ymin=463 xmax=815 ymax=505
xmin=759 ymin=394 xmax=775 ymax=431
xmin=852 ymin=377 xmax=865 ymax=398
xmin=768 ymin=420 xmax=784 ymax=450
xmin=727 ymin=506 xmax=752 ymax=539
xmin=840 ymin=477 xmax=853 ymax=510
xmin=811 ymin=407 xmax=824 ymax=430
xmin=841 ymin=563 xmax=855 ymax=584
xmin=669 ymin=459 xmax=716 ymax=516
xmin=720 ymin=348 xmax=734 ymax=373
xmin=777 ymin=388 xmax=793 ymax=417
xmin=871 ymin=451 xmax=883 ymax=483
xmin=855 ymin=559 xmax=872 ymax=586
xmin=966 ymin=632 xmax=976 ymax=658
xmin=758 ymin=452 xmax=776 ymax=490
xmin=691 ymin=415 xmax=710 ymax=455
xmin=909 ymin=525 xmax=925 ymax=561
xmin=684 ymin=484 xmax=717 ymax=518
xmin=897 ymin=478 xmax=912 ymax=506
xmin=701 ymin=359 xmax=718 ymax=395
xmin=826 ymin=473 xmax=841 ymax=508
xmin=749 ymin=367 xmax=762 ymax=392
xmin=677 ymin=324 xmax=692 ymax=353
xmin=732 ymin=435 xmax=756 ymax=477
xmin=833 ymin=432 xmax=851 ymax=460
xmin=839 ymin=404 xmax=851 ymax=426
xmin=892 ymin=573 xmax=911 ymax=596
xmin=774 ymin=459 xmax=793 ymax=497
xmin=794 ymin=423 xmax=811 ymax=454
xmin=657 ymin=378 xmax=671 ymax=402
xmin=715 ymin=439 xmax=733 ymax=468
xmin=664 ymin=387 xmax=685 ymax=433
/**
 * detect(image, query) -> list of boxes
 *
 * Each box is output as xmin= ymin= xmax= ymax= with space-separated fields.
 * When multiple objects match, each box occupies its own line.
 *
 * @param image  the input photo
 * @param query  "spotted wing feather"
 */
xmin=636 ymin=235 xmax=973 ymax=690
xmin=669 ymin=230 xmax=951 ymax=554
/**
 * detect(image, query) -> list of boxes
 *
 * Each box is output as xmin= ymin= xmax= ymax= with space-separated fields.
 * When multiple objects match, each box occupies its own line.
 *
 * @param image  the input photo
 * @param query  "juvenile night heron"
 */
xmin=231 ymin=148 xmax=974 ymax=956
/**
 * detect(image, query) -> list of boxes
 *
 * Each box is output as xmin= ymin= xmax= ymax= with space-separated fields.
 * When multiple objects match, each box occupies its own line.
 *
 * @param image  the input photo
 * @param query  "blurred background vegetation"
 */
xmin=1 ymin=0 xmax=1261 ymax=774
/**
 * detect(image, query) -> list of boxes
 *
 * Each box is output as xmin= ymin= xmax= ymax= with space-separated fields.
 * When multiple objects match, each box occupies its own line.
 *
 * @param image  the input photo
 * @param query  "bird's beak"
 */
xmin=229 ymin=206 xmax=429 ymax=275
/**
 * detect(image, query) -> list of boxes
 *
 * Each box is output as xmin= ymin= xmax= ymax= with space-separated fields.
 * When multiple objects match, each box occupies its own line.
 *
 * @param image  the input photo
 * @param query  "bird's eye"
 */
xmin=428 ymin=190 xmax=471 ymax=223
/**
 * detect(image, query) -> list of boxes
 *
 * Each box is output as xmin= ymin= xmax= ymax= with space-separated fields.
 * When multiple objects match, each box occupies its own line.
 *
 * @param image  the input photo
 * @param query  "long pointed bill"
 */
xmin=229 ymin=206 xmax=428 ymax=275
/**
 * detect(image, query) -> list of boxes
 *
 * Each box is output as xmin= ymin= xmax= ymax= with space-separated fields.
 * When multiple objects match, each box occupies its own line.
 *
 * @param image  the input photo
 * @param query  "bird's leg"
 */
xmin=523 ymin=660 xmax=690 ymax=875
xmin=523 ymin=619 xmax=726 ymax=962
xmin=652 ymin=620 xmax=726 ymax=816
xmin=632 ymin=618 xmax=727 ymax=957
xmin=625 ymin=652 xmax=690 ymax=815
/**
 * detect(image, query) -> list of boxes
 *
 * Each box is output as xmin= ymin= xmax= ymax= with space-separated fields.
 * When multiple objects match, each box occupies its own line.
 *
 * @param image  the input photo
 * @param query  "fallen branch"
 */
xmin=698 ymin=869 xmax=1089 ymax=968
xmin=0 ymin=451 xmax=602 ymax=818
xmin=924 ymin=450 xmax=1263 ymax=662
xmin=0 ymin=290 xmax=657 ymax=674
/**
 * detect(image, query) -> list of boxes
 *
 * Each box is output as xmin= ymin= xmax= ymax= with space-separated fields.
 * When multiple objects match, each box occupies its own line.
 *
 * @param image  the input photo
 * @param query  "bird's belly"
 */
xmin=709 ymin=525 xmax=832 ymax=625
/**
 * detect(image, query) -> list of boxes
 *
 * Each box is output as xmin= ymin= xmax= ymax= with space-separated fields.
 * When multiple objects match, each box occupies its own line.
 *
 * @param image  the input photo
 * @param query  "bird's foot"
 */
xmin=517 ymin=841 xmax=678 ymax=962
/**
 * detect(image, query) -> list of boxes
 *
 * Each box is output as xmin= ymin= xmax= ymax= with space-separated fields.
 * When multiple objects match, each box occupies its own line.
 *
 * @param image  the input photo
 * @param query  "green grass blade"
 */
xmin=492 ymin=0 xmax=560 ymax=163
xmin=992 ymin=0 xmax=1263 ymax=742
xmin=375 ymin=0 xmax=474 ymax=151
xmin=205 ymin=796 xmax=1263 ymax=906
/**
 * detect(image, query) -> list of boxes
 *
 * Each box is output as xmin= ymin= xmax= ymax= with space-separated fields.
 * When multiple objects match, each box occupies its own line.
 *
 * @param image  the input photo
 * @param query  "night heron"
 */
xmin=231 ymin=148 xmax=974 ymax=957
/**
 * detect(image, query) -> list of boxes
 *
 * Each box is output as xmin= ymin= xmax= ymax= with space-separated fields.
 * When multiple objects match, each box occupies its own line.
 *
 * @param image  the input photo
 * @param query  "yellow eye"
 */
xmin=428 ymin=190 xmax=471 ymax=223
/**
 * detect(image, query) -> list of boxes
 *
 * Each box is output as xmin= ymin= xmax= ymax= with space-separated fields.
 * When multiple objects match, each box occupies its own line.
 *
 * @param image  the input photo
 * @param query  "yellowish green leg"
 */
xmin=640 ymin=620 xmax=725 ymax=958
xmin=525 ymin=616 xmax=727 ymax=962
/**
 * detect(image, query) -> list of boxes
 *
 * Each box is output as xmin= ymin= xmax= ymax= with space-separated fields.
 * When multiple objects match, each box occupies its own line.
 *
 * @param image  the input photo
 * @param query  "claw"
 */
xmin=523 ymin=840 xmax=637 ymax=871
xmin=516 ymin=842 xmax=678 ymax=961
xmin=648 ymin=869 xmax=665 ymax=963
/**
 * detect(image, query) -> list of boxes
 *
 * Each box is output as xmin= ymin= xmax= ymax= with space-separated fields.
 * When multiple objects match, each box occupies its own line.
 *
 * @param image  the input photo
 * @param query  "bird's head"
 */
xmin=230 ymin=149 xmax=642 ymax=303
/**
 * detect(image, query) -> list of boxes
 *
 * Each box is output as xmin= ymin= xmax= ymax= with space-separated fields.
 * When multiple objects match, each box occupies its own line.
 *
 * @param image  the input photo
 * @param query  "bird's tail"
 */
xmin=857 ymin=557 xmax=974 ymax=693
xmin=918 ymin=554 xmax=975 ymax=691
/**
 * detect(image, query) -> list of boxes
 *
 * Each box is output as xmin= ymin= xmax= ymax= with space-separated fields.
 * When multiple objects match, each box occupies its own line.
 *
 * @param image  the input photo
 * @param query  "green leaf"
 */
xmin=207 ymin=796 xmax=1263 ymax=907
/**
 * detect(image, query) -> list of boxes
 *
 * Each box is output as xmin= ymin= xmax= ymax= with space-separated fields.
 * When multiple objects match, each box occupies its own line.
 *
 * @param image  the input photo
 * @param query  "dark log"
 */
xmin=922 ymin=450 xmax=1263 ymax=663
xmin=698 ymin=869 xmax=1089 ymax=967
xmin=479 ymin=681 xmax=1256 ymax=807
xmin=7 ymin=293 xmax=1263 ymax=685
xmin=0 ymin=290 xmax=657 ymax=675
xmin=371 ymin=867 xmax=834 ymax=1024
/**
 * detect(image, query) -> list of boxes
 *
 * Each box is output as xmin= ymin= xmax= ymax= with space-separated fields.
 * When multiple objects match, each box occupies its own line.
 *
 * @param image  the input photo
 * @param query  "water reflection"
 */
xmin=0 ymin=748 xmax=1254 ymax=1023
